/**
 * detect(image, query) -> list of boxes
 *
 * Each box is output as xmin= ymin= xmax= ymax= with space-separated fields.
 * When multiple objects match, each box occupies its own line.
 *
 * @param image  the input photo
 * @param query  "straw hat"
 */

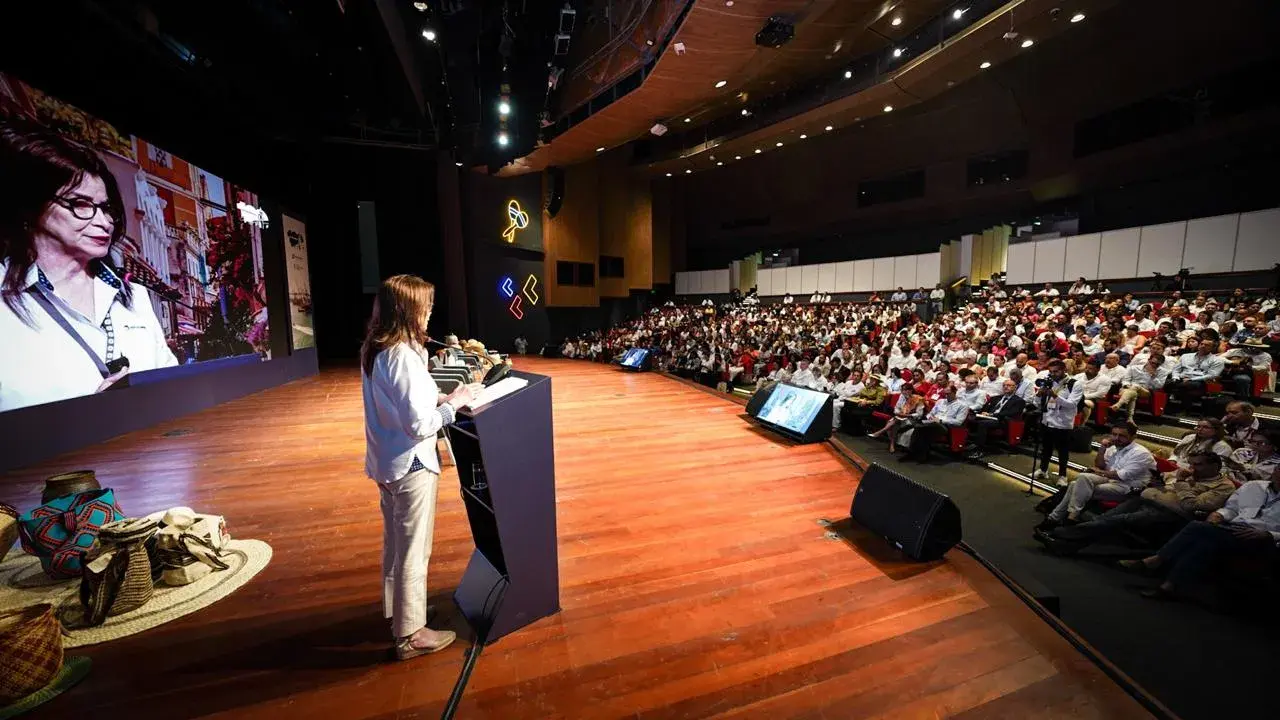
xmin=0 ymin=505 xmax=16 ymax=565
xmin=40 ymin=471 xmax=99 ymax=504
xmin=0 ymin=603 xmax=90 ymax=718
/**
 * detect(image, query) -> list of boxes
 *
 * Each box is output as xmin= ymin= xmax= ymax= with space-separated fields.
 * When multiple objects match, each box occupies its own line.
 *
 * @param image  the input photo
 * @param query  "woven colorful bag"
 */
xmin=79 ymin=518 xmax=158 ymax=626
xmin=0 ymin=604 xmax=63 ymax=705
xmin=17 ymin=489 xmax=125 ymax=579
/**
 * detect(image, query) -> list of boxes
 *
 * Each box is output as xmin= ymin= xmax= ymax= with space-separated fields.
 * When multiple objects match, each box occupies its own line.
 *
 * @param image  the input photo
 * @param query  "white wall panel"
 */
xmin=917 ymin=253 xmax=941 ymax=289
xmin=675 ymin=271 xmax=689 ymax=294
xmin=1032 ymin=237 xmax=1066 ymax=283
xmin=835 ymin=261 xmax=855 ymax=292
xmin=959 ymin=235 xmax=974 ymax=280
xmin=712 ymin=269 xmax=731 ymax=294
xmin=873 ymin=257 xmax=895 ymax=291
xmin=817 ymin=263 xmax=837 ymax=292
xmin=853 ymin=259 xmax=874 ymax=291
xmin=1182 ymin=214 xmax=1238 ymax=274
xmin=893 ymin=255 xmax=917 ymax=290
xmin=1098 ymin=228 xmax=1140 ymax=279
xmin=801 ymin=264 xmax=820 ymax=293
xmin=785 ymin=266 xmax=802 ymax=295
xmin=757 ymin=268 xmax=773 ymax=296
xmin=1137 ymin=221 xmax=1187 ymax=276
xmin=1234 ymin=208 xmax=1280 ymax=271
xmin=1063 ymin=233 xmax=1101 ymax=281
xmin=1006 ymin=242 xmax=1035 ymax=285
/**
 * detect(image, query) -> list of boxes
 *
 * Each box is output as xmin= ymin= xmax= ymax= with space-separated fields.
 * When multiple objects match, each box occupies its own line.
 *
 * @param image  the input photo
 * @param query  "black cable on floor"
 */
xmin=955 ymin=541 xmax=1179 ymax=720
xmin=440 ymin=576 xmax=509 ymax=720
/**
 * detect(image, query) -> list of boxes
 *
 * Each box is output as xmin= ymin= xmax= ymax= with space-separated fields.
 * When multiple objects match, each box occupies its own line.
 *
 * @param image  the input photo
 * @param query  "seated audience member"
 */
xmin=841 ymin=374 xmax=887 ymax=433
xmin=790 ymin=360 xmax=817 ymax=389
xmin=979 ymin=365 xmax=1005 ymax=397
xmin=1097 ymin=352 xmax=1128 ymax=385
xmin=966 ymin=379 xmax=1027 ymax=458
xmin=1108 ymin=353 xmax=1169 ymax=424
xmin=1221 ymin=339 xmax=1272 ymax=396
xmin=1067 ymin=277 xmax=1094 ymax=296
xmin=1040 ymin=452 xmax=1235 ymax=554
xmin=1035 ymin=282 xmax=1060 ymax=298
xmin=901 ymin=385 xmax=970 ymax=462
xmin=1164 ymin=336 xmax=1225 ymax=408
xmin=1164 ymin=419 xmax=1234 ymax=482
xmin=1031 ymin=360 xmax=1086 ymax=486
xmin=866 ymin=384 xmax=926 ymax=452
xmin=830 ymin=369 xmax=864 ymax=430
xmin=1039 ymin=424 xmax=1156 ymax=528
xmin=1225 ymin=431 xmax=1280 ymax=487
xmin=1077 ymin=361 xmax=1113 ymax=418
xmin=1119 ymin=464 xmax=1280 ymax=602
xmin=1009 ymin=353 xmax=1038 ymax=383
xmin=1007 ymin=368 xmax=1037 ymax=405
xmin=955 ymin=373 xmax=989 ymax=414
xmin=1222 ymin=401 xmax=1259 ymax=448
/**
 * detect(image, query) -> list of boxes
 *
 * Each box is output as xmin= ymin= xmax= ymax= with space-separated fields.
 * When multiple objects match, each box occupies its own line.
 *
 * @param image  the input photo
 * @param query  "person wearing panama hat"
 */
xmin=1222 ymin=338 xmax=1273 ymax=396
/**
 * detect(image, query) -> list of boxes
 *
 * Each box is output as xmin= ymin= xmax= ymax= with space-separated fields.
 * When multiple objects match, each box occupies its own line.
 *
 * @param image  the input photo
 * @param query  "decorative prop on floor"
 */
xmin=39 ymin=471 xmax=100 ymax=504
xmin=17 ymin=489 xmax=124 ymax=579
xmin=0 ymin=504 xmax=17 ymax=564
xmin=0 ymin=603 xmax=90 ymax=719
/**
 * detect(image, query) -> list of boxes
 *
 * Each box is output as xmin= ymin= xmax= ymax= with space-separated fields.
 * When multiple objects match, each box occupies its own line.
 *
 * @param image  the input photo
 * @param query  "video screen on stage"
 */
xmin=620 ymin=348 xmax=649 ymax=368
xmin=0 ymin=72 xmax=274 ymax=413
xmin=757 ymin=383 xmax=827 ymax=434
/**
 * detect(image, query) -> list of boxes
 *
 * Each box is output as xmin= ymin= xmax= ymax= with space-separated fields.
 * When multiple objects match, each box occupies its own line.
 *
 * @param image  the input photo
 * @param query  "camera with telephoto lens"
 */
xmin=1034 ymin=377 xmax=1054 ymax=390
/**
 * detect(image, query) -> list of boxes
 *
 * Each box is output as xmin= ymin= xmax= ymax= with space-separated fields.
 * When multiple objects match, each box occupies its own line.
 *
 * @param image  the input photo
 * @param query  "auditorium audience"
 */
xmin=866 ymin=383 xmax=925 ymax=453
xmin=1038 ymin=424 xmax=1156 ymax=527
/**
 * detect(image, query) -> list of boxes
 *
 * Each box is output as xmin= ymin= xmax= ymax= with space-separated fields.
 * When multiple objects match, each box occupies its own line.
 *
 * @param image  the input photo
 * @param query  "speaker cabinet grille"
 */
xmin=850 ymin=463 xmax=962 ymax=561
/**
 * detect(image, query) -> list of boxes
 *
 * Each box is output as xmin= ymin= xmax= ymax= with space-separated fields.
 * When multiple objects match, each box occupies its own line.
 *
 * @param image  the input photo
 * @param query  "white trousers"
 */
xmin=379 ymin=468 xmax=440 ymax=638
xmin=1049 ymin=472 xmax=1133 ymax=520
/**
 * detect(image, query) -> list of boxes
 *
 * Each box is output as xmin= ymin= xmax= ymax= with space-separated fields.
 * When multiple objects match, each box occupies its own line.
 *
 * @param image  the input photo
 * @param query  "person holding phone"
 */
xmin=362 ymin=274 xmax=482 ymax=661
xmin=0 ymin=125 xmax=177 ymax=411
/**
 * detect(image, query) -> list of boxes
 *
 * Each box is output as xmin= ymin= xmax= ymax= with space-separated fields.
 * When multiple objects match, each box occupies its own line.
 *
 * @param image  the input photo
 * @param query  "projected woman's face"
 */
xmin=36 ymin=173 xmax=114 ymax=263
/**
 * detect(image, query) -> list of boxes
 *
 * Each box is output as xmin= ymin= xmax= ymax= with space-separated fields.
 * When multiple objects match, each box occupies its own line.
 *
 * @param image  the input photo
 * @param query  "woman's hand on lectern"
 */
xmin=448 ymin=383 xmax=484 ymax=407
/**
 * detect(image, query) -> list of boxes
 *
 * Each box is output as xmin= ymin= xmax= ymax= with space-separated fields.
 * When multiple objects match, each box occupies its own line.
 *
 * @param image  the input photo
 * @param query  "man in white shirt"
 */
xmin=956 ymin=374 xmax=988 ymax=413
xmin=790 ymin=360 xmax=817 ymax=389
xmin=1109 ymin=354 xmax=1170 ymax=423
xmin=1034 ymin=283 xmax=1060 ymax=298
xmin=979 ymin=365 xmax=1005 ymax=397
xmin=1076 ymin=360 xmax=1114 ymax=418
xmin=1031 ymin=360 xmax=1085 ymax=486
xmin=1010 ymin=353 xmax=1037 ymax=383
xmin=1166 ymin=336 xmax=1226 ymax=407
xmin=890 ymin=287 xmax=908 ymax=302
xmin=1041 ymin=424 xmax=1156 ymax=525
xmin=1098 ymin=353 xmax=1127 ymax=385
xmin=1125 ymin=464 xmax=1280 ymax=601
xmin=903 ymin=384 xmax=970 ymax=462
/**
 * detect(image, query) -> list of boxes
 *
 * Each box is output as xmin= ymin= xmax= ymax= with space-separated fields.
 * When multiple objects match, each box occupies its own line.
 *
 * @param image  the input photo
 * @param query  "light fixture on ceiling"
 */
xmin=496 ymin=132 xmax=509 ymax=146
xmin=413 ymin=2 xmax=429 ymax=10
xmin=717 ymin=162 xmax=723 ymax=166
xmin=799 ymin=134 xmax=807 ymax=139
xmin=455 ymin=161 xmax=463 ymax=167
xmin=844 ymin=70 xmax=852 ymax=79
xmin=734 ymin=155 xmax=742 ymax=160
xmin=980 ymin=61 xmax=991 ymax=69
xmin=715 ymin=80 xmax=728 ymax=88
xmin=825 ymin=125 xmax=833 ymax=131
xmin=666 ymin=172 xmax=672 ymax=177
xmin=741 ymin=108 xmax=750 ymax=116
xmin=891 ymin=16 xmax=902 ymax=26
xmin=596 ymin=147 xmax=605 ymax=152
xmin=1021 ymin=38 xmax=1034 ymax=48
xmin=892 ymin=47 xmax=903 ymax=58
xmin=952 ymin=8 xmax=967 ymax=20
xmin=645 ymin=39 xmax=654 ymax=46
xmin=754 ymin=148 xmax=762 ymax=154
xmin=683 ymin=117 xmax=691 ymax=123
xmin=685 ymin=169 xmax=692 ymax=174
xmin=1070 ymin=12 xmax=1086 ymax=22
xmin=776 ymin=142 xmax=783 ymax=147
xmin=498 ymin=101 xmax=511 ymax=116
xmin=421 ymin=28 xmax=437 ymax=42
xmin=725 ymin=0 xmax=734 ymax=5
xmin=883 ymin=105 xmax=894 ymax=112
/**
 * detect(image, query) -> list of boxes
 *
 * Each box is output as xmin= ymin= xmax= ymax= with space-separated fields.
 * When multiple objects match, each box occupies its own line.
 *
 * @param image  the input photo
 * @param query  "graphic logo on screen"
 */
xmin=620 ymin=348 xmax=648 ymax=368
xmin=0 ymin=71 xmax=272 ymax=413
xmin=500 ymin=274 xmax=539 ymax=319
xmin=501 ymin=199 xmax=529 ymax=244
xmin=757 ymin=384 xmax=826 ymax=434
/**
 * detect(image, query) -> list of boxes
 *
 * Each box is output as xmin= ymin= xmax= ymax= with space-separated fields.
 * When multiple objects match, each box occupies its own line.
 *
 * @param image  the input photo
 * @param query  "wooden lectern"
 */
xmin=446 ymin=370 xmax=559 ymax=643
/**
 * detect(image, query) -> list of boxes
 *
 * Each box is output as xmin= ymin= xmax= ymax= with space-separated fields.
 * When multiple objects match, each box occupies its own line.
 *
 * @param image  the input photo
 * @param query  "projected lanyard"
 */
xmin=28 ymin=269 xmax=125 ymax=379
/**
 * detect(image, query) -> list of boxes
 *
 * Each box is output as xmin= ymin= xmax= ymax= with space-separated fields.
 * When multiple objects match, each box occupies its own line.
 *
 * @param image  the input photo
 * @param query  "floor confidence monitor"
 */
xmin=618 ymin=348 xmax=650 ymax=371
xmin=746 ymin=381 xmax=833 ymax=443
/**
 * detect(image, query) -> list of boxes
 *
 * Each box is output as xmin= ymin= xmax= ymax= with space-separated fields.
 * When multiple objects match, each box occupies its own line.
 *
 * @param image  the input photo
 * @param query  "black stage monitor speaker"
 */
xmin=850 ymin=463 xmax=962 ymax=561
xmin=545 ymin=166 xmax=565 ymax=218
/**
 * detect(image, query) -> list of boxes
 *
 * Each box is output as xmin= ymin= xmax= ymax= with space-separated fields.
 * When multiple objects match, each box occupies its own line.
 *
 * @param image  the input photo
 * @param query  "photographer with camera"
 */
xmin=1031 ymin=360 xmax=1085 ymax=487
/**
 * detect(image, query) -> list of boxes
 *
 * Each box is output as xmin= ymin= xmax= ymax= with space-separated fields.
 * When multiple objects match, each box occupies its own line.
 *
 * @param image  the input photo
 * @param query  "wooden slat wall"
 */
xmin=543 ymin=162 xmax=600 ymax=307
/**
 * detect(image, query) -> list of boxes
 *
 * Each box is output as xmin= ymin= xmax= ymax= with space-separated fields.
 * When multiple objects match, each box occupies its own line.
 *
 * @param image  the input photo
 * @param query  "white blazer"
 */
xmin=362 ymin=342 xmax=456 ymax=483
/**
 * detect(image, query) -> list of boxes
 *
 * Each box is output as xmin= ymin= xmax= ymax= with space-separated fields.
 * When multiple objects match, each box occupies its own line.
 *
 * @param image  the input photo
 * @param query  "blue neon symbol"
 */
xmin=500 ymin=276 xmax=515 ymax=298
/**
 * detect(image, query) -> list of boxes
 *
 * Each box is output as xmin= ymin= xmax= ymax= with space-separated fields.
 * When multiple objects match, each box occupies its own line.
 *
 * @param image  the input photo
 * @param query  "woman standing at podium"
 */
xmin=362 ymin=274 xmax=480 ymax=660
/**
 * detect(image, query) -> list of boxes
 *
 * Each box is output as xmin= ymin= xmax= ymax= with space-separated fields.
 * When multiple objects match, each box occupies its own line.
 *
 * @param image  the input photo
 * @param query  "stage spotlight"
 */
xmin=498 ymin=101 xmax=511 ymax=116
xmin=497 ymin=132 xmax=509 ymax=146
xmin=741 ymin=108 xmax=750 ymax=116
xmin=844 ymin=70 xmax=852 ymax=79
xmin=422 ymin=28 xmax=437 ymax=42
xmin=1071 ymin=12 xmax=1086 ymax=22
xmin=892 ymin=47 xmax=903 ymax=58
xmin=891 ymin=16 xmax=902 ymax=26
xmin=413 ymin=2 xmax=429 ymax=11
xmin=1021 ymin=38 xmax=1034 ymax=48
xmin=952 ymin=8 xmax=967 ymax=20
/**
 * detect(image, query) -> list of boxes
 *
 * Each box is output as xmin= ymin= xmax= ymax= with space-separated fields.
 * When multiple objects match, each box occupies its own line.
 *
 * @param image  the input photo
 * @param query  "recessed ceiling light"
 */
xmin=825 ymin=125 xmax=833 ymax=131
xmin=952 ymin=8 xmax=967 ymax=20
xmin=685 ymin=169 xmax=692 ymax=174
xmin=776 ymin=142 xmax=783 ymax=147
xmin=799 ymin=134 xmax=807 ymax=139
xmin=883 ymin=105 xmax=893 ymax=113
xmin=717 ymin=161 xmax=723 ymax=166
xmin=596 ymin=147 xmax=605 ymax=152
xmin=1021 ymin=38 xmax=1034 ymax=48
xmin=498 ymin=101 xmax=511 ymax=116
xmin=646 ymin=39 xmax=654 ymax=46
xmin=413 ymin=2 xmax=429 ymax=10
xmin=1070 ymin=12 xmax=1085 ymax=23
xmin=891 ymin=16 xmax=902 ymax=26
xmin=683 ymin=117 xmax=691 ymax=123
xmin=734 ymin=155 xmax=742 ymax=160
xmin=422 ymin=28 xmax=437 ymax=42
xmin=980 ymin=61 xmax=991 ymax=69
xmin=754 ymin=148 xmax=762 ymax=154
xmin=496 ymin=132 xmax=508 ymax=146
xmin=892 ymin=48 xmax=903 ymax=58
xmin=455 ymin=161 xmax=463 ymax=167
xmin=715 ymin=80 xmax=728 ymax=88
xmin=666 ymin=172 xmax=672 ymax=177
xmin=844 ymin=70 xmax=852 ymax=79
xmin=725 ymin=0 xmax=734 ymax=5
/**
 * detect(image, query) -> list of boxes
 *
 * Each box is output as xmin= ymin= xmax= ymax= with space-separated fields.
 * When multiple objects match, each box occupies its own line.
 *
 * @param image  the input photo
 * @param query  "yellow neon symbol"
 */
xmin=522 ymin=274 xmax=539 ymax=304
xmin=502 ymin=199 xmax=529 ymax=243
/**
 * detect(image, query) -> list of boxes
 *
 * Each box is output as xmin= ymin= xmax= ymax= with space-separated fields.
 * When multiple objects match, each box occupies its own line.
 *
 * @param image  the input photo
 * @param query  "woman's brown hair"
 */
xmin=361 ymin=274 xmax=435 ymax=376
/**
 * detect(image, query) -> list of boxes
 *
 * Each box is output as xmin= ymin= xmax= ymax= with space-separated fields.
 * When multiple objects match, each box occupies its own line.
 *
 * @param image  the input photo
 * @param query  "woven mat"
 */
xmin=0 ymin=539 xmax=271 ymax=648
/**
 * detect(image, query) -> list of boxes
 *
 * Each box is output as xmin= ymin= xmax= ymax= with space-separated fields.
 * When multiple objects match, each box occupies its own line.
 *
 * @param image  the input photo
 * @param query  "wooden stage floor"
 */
xmin=1 ymin=358 xmax=1148 ymax=719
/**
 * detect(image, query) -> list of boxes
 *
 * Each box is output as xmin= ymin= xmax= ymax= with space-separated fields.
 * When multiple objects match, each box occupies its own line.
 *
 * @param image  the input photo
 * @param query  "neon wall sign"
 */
xmin=502 ymin=199 xmax=529 ymax=243
xmin=500 ymin=274 xmax=539 ymax=319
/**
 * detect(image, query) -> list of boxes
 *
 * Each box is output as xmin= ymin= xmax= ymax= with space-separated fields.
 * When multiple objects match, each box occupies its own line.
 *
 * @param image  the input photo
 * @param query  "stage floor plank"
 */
xmin=1 ymin=358 xmax=1148 ymax=719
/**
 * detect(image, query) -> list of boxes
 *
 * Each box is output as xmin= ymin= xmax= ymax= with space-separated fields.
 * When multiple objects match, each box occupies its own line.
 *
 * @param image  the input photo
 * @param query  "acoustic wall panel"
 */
xmin=801 ymin=264 xmax=820 ymax=293
xmin=893 ymin=255 xmax=917 ymax=290
xmin=1032 ymin=237 xmax=1067 ymax=284
xmin=959 ymin=234 xmax=974 ymax=282
xmin=757 ymin=268 xmax=773 ymax=296
xmin=1098 ymin=228 xmax=1140 ymax=279
xmin=1006 ymin=242 xmax=1035 ymax=285
xmin=917 ymin=252 xmax=940 ymax=289
xmin=835 ymin=261 xmax=855 ymax=292
xmin=853 ymin=259 xmax=874 ymax=291
xmin=1234 ymin=208 xmax=1280 ymax=271
xmin=711 ymin=269 xmax=730 ymax=294
xmin=1063 ymin=233 xmax=1101 ymax=281
xmin=873 ymin=257 xmax=895 ymax=291
xmin=818 ymin=263 xmax=837 ymax=292
xmin=675 ymin=271 xmax=689 ymax=294
xmin=1137 ymin=221 xmax=1186 ymax=277
xmin=785 ymin=266 xmax=803 ymax=294
xmin=1182 ymin=214 xmax=1238 ymax=274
